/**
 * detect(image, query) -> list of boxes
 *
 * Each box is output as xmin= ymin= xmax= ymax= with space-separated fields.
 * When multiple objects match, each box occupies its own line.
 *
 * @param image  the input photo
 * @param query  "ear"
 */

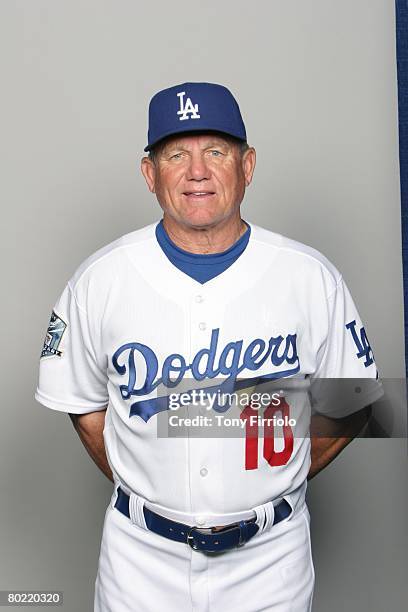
xmin=141 ymin=157 xmax=156 ymax=193
xmin=242 ymin=147 xmax=256 ymax=187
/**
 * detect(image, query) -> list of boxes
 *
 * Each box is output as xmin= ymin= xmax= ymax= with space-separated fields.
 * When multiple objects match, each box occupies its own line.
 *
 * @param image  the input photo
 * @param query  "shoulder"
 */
xmin=68 ymin=222 xmax=158 ymax=291
xmin=249 ymin=222 xmax=342 ymax=293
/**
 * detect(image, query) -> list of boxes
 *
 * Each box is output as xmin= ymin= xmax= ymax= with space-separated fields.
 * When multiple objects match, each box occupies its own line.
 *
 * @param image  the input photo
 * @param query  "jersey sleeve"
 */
xmin=309 ymin=276 xmax=383 ymax=418
xmin=35 ymin=282 xmax=109 ymax=414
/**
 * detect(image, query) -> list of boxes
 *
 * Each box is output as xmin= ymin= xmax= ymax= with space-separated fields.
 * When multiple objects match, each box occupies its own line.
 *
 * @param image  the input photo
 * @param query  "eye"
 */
xmin=209 ymin=150 xmax=223 ymax=157
xmin=169 ymin=152 xmax=183 ymax=160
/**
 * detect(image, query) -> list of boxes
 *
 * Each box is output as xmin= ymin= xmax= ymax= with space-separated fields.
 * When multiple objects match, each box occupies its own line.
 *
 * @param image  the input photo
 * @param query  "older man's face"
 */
xmin=141 ymin=134 xmax=256 ymax=228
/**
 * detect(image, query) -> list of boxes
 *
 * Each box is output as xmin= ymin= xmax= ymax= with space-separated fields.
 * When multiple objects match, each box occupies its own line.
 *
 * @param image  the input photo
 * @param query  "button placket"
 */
xmin=188 ymin=290 xmax=222 ymax=514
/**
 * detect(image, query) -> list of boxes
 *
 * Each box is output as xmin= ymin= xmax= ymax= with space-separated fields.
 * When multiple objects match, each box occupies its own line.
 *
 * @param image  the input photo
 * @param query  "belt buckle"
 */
xmin=186 ymin=523 xmax=240 ymax=553
xmin=186 ymin=526 xmax=200 ymax=550
xmin=187 ymin=526 xmax=217 ymax=551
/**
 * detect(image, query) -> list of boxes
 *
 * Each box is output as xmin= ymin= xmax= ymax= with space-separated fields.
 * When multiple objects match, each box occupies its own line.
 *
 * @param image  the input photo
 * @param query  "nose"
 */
xmin=186 ymin=151 xmax=211 ymax=182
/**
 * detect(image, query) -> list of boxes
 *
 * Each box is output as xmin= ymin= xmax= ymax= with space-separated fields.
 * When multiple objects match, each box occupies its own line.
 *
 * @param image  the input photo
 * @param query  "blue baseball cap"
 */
xmin=144 ymin=82 xmax=247 ymax=152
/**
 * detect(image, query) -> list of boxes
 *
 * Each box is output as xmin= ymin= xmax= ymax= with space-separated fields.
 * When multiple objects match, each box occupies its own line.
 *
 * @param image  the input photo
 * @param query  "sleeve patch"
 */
xmin=41 ymin=310 xmax=67 ymax=358
xmin=345 ymin=319 xmax=375 ymax=367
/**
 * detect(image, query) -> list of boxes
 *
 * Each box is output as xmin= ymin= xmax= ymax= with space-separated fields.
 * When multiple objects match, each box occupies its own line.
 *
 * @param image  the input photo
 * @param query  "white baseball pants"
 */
xmin=94 ymin=495 xmax=314 ymax=612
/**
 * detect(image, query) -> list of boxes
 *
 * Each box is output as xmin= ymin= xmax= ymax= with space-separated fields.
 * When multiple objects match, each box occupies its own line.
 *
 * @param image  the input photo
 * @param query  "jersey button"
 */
xmin=198 ymin=322 xmax=207 ymax=331
xmin=196 ymin=516 xmax=206 ymax=526
xmin=200 ymin=467 xmax=208 ymax=477
xmin=195 ymin=294 xmax=204 ymax=303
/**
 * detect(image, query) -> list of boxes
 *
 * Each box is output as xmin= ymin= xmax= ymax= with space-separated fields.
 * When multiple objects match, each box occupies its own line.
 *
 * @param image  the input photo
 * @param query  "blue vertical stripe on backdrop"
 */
xmin=396 ymin=1 xmax=408 ymax=376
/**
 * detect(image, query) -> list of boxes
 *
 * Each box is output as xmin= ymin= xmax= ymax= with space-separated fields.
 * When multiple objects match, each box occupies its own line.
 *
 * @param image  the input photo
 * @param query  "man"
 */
xmin=35 ymin=82 xmax=382 ymax=611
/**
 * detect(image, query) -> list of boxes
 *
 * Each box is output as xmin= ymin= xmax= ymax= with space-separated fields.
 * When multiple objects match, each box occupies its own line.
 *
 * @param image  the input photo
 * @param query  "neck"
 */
xmin=162 ymin=215 xmax=247 ymax=254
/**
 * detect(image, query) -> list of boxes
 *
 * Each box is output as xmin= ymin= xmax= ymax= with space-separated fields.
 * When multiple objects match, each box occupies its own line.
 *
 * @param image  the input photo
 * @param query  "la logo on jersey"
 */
xmin=346 ymin=320 xmax=374 ymax=367
xmin=177 ymin=91 xmax=200 ymax=121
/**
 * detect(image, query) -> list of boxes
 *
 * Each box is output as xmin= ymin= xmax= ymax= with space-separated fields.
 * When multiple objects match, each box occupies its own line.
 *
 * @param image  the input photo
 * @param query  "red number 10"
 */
xmin=240 ymin=398 xmax=294 ymax=470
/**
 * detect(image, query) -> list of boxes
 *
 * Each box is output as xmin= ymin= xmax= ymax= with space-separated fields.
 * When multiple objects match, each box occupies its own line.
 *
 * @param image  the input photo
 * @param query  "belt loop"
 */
xmin=129 ymin=492 xmax=148 ymax=530
xmin=264 ymin=501 xmax=275 ymax=531
xmin=253 ymin=500 xmax=275 ymax=534
xmin=254 ymin=504 xmax=266 ymax=531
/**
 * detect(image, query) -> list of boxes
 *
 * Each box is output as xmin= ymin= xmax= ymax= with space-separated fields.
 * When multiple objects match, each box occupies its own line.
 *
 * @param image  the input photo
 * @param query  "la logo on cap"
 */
xmin=177 ymin=91 xmax=200 ymax=121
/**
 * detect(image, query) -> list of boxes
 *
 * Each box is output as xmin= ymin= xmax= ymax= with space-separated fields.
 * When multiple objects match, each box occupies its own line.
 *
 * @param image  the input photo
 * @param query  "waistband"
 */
xmin=110 ymin=480 xmax=307 ymax=530
xmin=114 ymin=486 xmax=293 ymax=552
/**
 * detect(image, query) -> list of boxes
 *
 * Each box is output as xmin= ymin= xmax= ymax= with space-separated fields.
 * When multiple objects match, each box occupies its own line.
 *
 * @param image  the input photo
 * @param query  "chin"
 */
xmin=182 ymin=209 xmax=224 ymax=229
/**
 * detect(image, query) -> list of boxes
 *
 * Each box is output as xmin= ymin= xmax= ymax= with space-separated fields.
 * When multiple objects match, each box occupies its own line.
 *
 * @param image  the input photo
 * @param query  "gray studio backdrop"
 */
xmin=1 ymin=1 xmax=407 ymax=611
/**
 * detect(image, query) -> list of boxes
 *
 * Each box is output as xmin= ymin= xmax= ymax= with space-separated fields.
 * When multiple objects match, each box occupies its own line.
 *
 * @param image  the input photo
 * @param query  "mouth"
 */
xmin=182 ymin=191 xmax=216 ymax=201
